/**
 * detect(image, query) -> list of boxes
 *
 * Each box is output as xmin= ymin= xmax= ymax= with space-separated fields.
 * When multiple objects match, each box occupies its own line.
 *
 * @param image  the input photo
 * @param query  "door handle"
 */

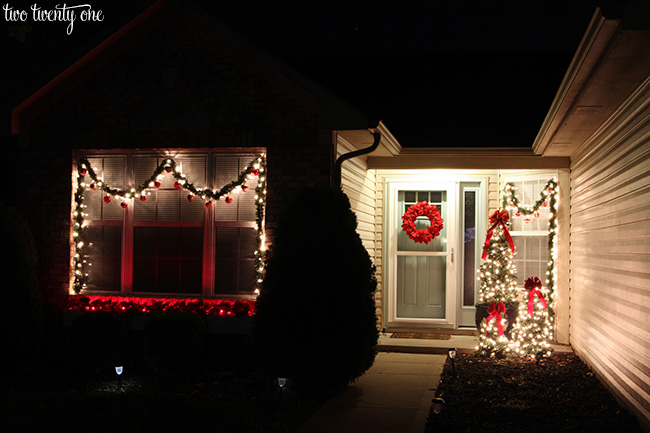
xmin=451 ymin=247 xmax=454 ymax=263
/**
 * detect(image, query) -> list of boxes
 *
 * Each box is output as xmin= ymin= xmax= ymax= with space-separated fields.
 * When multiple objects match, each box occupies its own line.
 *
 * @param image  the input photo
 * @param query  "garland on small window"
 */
xmin=502 ymin=178 xmax=558 ymax=312
xmin=73 ymin=156 xmax=267 ymax=295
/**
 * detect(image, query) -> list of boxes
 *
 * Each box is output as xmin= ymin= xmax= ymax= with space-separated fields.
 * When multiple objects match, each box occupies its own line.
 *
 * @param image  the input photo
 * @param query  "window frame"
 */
xmin=72 ymin=149 xmax=266 ymax=300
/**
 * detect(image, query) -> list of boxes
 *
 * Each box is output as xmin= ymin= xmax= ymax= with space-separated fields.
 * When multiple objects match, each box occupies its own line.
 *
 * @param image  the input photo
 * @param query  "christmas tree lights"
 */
xmin=476 ymin=211 xmax=518 ymax=357
xmin=503 ymin=179 xmax=559 ymax=358
xmin=72 ymin=156 xmax=267 ymax=295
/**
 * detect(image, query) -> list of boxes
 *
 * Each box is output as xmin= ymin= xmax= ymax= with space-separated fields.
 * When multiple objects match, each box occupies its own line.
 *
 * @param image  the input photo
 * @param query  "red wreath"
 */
xmin=401 ymin=201 xmax=444 ymax=244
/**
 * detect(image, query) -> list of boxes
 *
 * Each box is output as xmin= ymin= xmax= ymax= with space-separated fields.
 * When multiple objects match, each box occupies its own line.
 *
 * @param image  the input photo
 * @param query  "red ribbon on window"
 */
xmin=482 ymin=210 xmax=515 ymax=260
xmin=485 ymin=301 xmax=506 ymax=336
xmin=526 ymin=276 xmax=548 ymax=316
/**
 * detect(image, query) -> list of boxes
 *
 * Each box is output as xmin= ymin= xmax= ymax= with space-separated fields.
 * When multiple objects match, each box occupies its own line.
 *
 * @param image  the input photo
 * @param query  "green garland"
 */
xmin=73 ymin=156 xmax=267 ymax=295
xmin=502 ymin=179 xmax=558 ymax=318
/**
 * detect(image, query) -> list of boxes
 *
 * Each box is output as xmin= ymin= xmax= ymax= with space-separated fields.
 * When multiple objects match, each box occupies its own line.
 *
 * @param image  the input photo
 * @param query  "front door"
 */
xmin=386 ymin=181 xmax=457 ymax=327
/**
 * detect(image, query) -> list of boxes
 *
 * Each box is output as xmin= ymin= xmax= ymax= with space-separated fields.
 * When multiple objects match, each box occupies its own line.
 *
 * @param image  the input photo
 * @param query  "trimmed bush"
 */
xmin=253 ymin=187 xmax=378 ymax=395
xmin=0 ymin=203 xmax=42 ymax=374
xmin=144 ymin=311 xmax=206 ymax=374
xmin=70 ymin=311 xmax=128 ymax=374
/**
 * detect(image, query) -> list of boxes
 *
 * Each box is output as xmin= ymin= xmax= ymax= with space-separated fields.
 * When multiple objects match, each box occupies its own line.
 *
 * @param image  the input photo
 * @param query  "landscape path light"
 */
xmin=431 ymin=397 xmax=445 ymax=414
xmin=448 ymin=347 xmax=457 ymax=377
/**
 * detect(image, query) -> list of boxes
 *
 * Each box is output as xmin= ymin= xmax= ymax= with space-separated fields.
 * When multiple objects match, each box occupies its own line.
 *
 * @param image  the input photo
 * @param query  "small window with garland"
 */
xmin=502 ymin=176 xmax=557 ymax=288
xmin=72 ymin=150 xmax=266 ymax=299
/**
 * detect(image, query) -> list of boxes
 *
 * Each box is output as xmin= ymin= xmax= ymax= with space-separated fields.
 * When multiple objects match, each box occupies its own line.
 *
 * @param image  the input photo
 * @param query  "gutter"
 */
xmin=332 ymin=130 xmax=381 ymax=190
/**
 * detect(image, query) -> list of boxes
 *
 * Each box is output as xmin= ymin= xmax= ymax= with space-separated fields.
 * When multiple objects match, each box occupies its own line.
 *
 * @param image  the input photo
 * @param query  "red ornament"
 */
xmin=120 ymin=201 xmax=128 ymax=208
xmin=103 ymin=195 xmax=112 ymax=203
xmin=241 ymin=185 xmax=248 ymax=192
xmin=225 ymin=196 xmax=233 ymax=204
xmin=251 ymin=168 xmax=260 ymax=176
xmin=153 ymin=180 xmax=161 ymax=188
xmin=139 ymin=194 xmax=147 ymax=202
xmin=515 ymin=211 xmax=521 ymax=217
xmin=534 ymin=211 xmax=540 ymax=218
xmin=187 ymin=194 xmax=194 ymax=202
xmin=79 ymin=168 xmax=87 ymax=176
xmin=174 ymin=180 xmax=182 ymax=189
xmin=165 ymin=166 xmax=173 ymax=173
xmin=542 ymin=201 xmax=549 ymax=208
xmin=90 ymin=183 xmax=96 ymax=190
xmin=401 ymin=201 xmax=444 ymax=245
xmin=205 ymin=200 xmax=213 ymax=207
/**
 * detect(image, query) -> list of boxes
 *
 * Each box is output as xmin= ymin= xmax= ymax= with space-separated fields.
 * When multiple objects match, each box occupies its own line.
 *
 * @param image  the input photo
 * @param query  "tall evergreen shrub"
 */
xmin=253 ymin=187 xmax=378 ymax=394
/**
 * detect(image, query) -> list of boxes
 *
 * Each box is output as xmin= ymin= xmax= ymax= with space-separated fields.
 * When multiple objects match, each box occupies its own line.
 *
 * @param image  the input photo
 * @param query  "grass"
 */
xmin=0 ymin=332 xmax=324 ymax=433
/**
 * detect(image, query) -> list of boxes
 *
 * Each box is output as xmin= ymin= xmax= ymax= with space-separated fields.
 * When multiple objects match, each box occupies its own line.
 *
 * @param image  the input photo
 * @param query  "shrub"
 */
xmin=253 ymin=187 xmax=378 ymax=395
xmin=70 ymin=311 xmax=128 ymax=374
xmin=0 ymin=203 xmax=42 ymax=374
xmin=144 ymin=311 xmax=206 ymax=374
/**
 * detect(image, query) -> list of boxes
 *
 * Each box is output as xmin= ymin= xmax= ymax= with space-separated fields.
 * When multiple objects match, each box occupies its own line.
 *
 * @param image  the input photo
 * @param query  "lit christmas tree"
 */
xmin=511 ymin=277 xmax=553 ymax=358
xmin=476 ymin=210 xmax=518 ymax=357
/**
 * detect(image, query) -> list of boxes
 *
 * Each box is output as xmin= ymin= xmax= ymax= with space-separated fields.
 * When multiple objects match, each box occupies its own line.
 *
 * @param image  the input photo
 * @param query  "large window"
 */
xmin=73 ymin=151 xmax=266 ymax=298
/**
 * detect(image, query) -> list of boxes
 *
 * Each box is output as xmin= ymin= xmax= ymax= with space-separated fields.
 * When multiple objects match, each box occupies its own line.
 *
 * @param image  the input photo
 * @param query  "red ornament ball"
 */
xmin=103 ymin=195 xmax=111 ymax=203
xmin=205 ymin=200 xmax=213 ymax=207
xmin=79 ymin=168 xmax=87 ymax=176
xmin=165 ymin=166 xmax=173 ymax=173
xmin=139 ymin=194 xmax=147 ymax=202
xmin=153 ymin=180 xmax=161 ymax=188
xmin=174 ymin=180 xmax=182 ymax=189
xmin=187 ymin=194 xmax=194 ymax=202
xmin=251 ymin=168 xmax=260 ymax=176
xmin=225 ymin=196 xmax=233 ymax=204
xmin=90 ymin=183 xmax=96 ymax=190
xmin=120 ymin=201 xmax=128 ymax=208
xmin=241 ymin=185 xmax=248 ymax=192
xmin=543 ymin=201 xmax=549 ymax=208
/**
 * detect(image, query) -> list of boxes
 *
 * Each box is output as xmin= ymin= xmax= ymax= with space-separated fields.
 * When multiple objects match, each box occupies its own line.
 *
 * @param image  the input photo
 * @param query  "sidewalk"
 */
xmin=298 ymin=351 xmax=446 ymax=433
xmin=298 ymin=332 xmax=572 ymax=433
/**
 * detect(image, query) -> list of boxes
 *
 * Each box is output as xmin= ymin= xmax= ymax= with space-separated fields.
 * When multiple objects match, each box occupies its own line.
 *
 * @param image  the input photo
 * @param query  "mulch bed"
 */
xmin=425 ymin=352 xmax=643 ymax=433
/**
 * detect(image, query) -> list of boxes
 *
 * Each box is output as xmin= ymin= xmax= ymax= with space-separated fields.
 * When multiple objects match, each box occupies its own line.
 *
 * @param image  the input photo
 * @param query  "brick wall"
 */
xmin=18 ymin=18 xmax=333 ymax=308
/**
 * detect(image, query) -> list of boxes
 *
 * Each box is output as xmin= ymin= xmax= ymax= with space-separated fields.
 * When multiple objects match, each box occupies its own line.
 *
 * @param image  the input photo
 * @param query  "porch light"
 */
xmin=431 ymin=397 xmax=445 ymax=414
xmin=115 ymin=366 xmax=123 ymax=376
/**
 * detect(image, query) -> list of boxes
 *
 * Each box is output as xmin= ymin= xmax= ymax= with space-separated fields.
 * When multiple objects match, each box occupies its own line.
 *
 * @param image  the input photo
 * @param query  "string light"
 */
xmin=72 ymin=155 xmax=267 ymax=296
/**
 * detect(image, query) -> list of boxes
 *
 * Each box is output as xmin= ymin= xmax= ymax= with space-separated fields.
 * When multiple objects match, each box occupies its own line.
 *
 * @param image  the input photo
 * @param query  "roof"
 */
xmin=9 ymin=0 xmax=371 ymax=137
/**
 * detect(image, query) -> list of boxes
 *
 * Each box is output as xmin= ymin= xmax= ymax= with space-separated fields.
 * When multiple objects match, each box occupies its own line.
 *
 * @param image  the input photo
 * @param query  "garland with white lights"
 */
xmin=72 ymin=156 xmax=267 ymax=295
xmin=502 ymin=179 xmax=558 ymax=317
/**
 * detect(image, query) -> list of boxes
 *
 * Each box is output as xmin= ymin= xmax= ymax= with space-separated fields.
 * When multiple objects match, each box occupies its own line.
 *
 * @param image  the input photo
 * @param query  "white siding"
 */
xmin=570 ymin=79 xmax=650 ymax=430
xmin=337 ymin=137 xmax=380 ymax=323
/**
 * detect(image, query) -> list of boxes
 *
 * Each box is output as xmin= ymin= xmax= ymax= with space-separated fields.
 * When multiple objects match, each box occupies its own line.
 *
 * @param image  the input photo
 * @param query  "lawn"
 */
xmin=0 ymin=333 xmax=324 ymax=433
xmin=425 ymin=352 xmax=643 ymax=433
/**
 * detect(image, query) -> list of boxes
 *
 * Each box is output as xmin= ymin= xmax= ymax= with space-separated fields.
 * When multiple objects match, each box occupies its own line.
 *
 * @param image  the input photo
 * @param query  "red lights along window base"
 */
xmin=67 ymin=295 xmax=255 ymax=317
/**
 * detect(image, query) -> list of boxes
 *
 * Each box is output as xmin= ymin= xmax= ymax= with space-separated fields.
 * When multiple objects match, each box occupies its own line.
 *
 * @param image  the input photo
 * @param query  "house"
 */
xmin=337 ymin=7 xmax=650 ymax=429
xmin=7 ymin=0 xmax=650 ymax=429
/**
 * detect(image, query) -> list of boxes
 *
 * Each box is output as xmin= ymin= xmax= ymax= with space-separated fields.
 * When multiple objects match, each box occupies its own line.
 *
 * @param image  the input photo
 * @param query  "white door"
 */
xmin=386 ymin=181 xmax=457 ymax=327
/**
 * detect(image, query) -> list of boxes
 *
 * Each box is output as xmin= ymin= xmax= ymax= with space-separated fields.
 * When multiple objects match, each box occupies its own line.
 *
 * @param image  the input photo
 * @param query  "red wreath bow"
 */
xmin=482 ymin=210 xmax=515 ymax=259
xmin=526 ymin=276 xmax=548 ymax=316
xmin=485 ymin=301 xmax=506 ymax=336
xmin=401 ymin=201 xmax=444 ymax=245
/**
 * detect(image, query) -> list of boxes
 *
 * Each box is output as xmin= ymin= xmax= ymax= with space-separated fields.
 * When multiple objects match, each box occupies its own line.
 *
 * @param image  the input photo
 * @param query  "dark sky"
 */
xmin=1 ymin=0 xmax=630 ymax=146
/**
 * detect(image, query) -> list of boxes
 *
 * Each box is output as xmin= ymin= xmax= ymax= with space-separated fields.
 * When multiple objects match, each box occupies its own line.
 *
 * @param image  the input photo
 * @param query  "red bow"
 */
xmin=485 ymin=301 xmax=506 ymax=336
xmin=482 ymin=210 xmax=515 ymax=260
xmin=526 ymin=277 xmax=548 ymax=316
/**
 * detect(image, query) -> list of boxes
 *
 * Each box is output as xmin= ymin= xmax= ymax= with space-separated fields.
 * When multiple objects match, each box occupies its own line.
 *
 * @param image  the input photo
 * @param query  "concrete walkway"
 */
xmin=298 ymin=352 xmax=446 ymax=433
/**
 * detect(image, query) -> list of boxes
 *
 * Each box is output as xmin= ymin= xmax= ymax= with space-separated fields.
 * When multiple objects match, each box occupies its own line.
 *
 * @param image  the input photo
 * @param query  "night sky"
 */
xmin=1 ymin=0 xmax=630 ymax=147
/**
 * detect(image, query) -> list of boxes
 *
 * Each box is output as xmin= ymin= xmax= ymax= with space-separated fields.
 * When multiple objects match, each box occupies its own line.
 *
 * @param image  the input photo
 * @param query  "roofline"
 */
xmin=532 ymin=8 xmax=621 ymax=155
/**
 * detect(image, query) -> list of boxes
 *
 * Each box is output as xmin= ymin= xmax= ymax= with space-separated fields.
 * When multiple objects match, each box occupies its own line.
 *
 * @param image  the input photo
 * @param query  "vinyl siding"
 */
xmin=337 ymin=137 xmax=380 ymax=323
xmin=570 ymin=78 xmax=650 ymax=430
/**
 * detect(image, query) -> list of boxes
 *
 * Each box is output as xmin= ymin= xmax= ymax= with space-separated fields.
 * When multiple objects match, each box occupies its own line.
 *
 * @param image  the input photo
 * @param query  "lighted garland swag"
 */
xmin=73 ymin=156 xmax=267 ymax=295
xmin=502 ymin=179 xmax=558 ymax=318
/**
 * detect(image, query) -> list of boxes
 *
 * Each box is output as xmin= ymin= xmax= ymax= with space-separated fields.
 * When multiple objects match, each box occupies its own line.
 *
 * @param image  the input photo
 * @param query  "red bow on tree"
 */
xmin=482 ymin=210 xmax=515 ymax=260
xmin=485 ymin=301 xmax=506 ymax=336
xmin=526 ymin=276 xmax=548 ymax=316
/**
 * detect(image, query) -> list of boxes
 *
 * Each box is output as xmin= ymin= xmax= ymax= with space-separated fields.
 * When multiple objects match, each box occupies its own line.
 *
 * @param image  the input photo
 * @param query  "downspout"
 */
xmin=332 ymin=130 xmax=381 ymax=190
